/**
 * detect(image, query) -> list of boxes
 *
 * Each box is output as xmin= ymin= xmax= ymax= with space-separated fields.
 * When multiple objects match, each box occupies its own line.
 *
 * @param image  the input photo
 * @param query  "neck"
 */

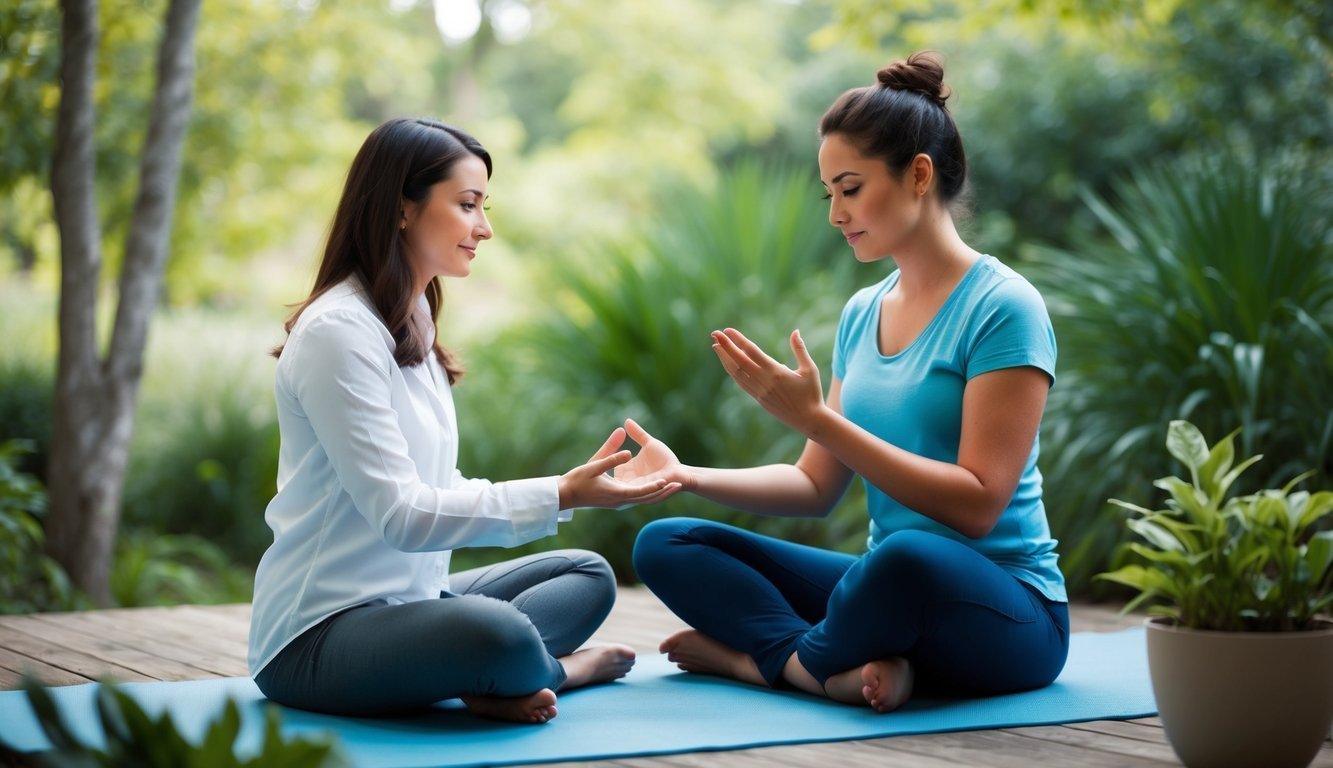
xmin=887 ymin=205 xmax=978 ymax=295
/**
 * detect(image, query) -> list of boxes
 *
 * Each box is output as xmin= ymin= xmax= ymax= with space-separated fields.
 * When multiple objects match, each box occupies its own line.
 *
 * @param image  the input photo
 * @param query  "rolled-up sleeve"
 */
xmin=282 ymin=310 xmax=562 ymax=551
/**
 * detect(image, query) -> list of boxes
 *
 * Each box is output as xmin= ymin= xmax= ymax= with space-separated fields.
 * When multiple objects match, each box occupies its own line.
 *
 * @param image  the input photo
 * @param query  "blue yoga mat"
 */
xmin=0 ymin=628 xmax=1154 ymax=767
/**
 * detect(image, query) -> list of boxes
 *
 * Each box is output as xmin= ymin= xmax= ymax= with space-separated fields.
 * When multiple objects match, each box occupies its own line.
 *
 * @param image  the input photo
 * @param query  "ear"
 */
xmin=399 ymin=197 xmax=419 ymax=231
xmin=910 ymin=153 xmax=934 ymax=197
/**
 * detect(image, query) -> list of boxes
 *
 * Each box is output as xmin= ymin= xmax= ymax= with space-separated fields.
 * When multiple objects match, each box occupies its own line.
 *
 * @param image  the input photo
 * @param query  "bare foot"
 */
xmin=659 ymin=630 xmax=767 ymax=687
xmin=461 ymin=688 xmax=558 ymax=724
xmin=824 ymin=657 xmax=913 ymax=713
xmin=558 ymin=644 xmax=636 ymax=690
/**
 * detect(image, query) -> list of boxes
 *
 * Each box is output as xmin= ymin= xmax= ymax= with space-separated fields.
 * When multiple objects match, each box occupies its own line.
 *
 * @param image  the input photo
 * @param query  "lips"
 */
xmin=844 ymin=231 xmax=864 ymax=245
xmin=459 ymin=245 xmax=477 ymax=258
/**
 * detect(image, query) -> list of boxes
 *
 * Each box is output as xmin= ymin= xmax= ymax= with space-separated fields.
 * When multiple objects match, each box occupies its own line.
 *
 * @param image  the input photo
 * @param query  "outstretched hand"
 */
xmin=557 ymin=427 xmax=683 ymax=510
xmin=711 ymin=328 xmax=827 ymax=436
xmin=613 ymin=418 xmax=694 ymax=491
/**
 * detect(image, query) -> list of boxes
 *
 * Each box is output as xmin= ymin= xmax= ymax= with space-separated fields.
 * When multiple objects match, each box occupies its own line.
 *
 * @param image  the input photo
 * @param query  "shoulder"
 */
xmin=968 ymin=257 xmax=1050 ymax=322
xmin=283 ymin=280 xmax=395 ymax=372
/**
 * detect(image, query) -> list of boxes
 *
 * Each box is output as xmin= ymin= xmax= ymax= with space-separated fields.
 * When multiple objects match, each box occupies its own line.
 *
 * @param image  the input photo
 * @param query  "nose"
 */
xmin=476 ymin=211 xmax=493 ymax=241
xmin=828 ymin=198 xmax=847 ymax=228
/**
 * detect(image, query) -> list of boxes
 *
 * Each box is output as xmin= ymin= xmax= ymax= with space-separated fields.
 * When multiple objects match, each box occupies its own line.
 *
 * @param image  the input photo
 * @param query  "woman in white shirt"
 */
xmin=248 ymin=118 xmax=680 ymax=724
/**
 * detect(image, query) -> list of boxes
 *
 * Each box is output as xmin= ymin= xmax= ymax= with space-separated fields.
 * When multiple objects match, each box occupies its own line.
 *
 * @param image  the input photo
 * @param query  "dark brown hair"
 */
xmin=273 ymin=118 xmax=492 ymax=383
xmin=819 ymin=51 xmax=967 ymax=203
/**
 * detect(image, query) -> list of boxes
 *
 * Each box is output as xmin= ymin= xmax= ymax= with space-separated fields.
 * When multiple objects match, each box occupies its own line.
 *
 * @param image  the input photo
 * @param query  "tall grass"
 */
xmin=1031 ymin=150 xmax=1333 ymax=595
xmin=452 ymin=161 xmax=879 ymax=578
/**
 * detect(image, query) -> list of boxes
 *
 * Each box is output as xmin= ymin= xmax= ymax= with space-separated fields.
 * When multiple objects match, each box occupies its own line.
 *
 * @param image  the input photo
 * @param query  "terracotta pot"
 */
xmin=1146 ymin=617 xmax=1333 ymax=768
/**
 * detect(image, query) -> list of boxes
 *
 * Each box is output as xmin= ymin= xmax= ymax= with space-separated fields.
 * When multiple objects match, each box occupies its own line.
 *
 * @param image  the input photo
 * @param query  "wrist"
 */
xmin=801 ymin=404 xmax=838 ymax=441
xmin=556 ymin=474 xmax=571 ymax=510
xmin=681 ymin=465 xmax=701 ymax=493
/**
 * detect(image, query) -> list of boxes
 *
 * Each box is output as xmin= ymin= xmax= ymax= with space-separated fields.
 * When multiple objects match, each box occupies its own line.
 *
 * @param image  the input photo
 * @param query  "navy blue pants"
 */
xmin=634 ymin=518 xmax=1069 ymax=693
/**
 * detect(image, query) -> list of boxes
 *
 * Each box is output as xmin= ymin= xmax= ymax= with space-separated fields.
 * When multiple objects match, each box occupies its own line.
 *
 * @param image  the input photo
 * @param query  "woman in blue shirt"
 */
xmin=625 ymin=52 xmax=1068 ymax=712
xmin=249 ymin=118 xmax=680 ymax=725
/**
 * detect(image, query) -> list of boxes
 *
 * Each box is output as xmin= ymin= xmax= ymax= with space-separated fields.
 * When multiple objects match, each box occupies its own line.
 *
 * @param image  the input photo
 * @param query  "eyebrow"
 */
xmin=460 ymin=189 xmax=486 ymax=198
xmin=818 ymin=170 xmax=863 ymax=188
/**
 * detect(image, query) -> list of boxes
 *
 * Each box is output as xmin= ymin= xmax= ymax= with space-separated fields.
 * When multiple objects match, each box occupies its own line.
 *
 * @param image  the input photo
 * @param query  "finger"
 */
xmin=618 ymin=481 xmax=681 ymax=506
xmin=624 ymin=417 xmax=654 ymax=446
xmin=722 ymin=328 xmax=781 ymax=370
xmin=711 ymin=342 xmax=751 ymax=385
xmin=637 ymin=481 xmax=683 ymax=505
xmin=790 ymin=329 xmax=817 ymax=373
xmin=584 ymin=449 xmax=633 ymax=476
xmin=589 ymin=428 xmax=626 ymax=462
xmin=713 ymin=331 xmax=763 ymax=377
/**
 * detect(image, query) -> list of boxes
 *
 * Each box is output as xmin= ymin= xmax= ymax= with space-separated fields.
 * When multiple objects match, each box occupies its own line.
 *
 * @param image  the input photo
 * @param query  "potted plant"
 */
xmin=1098 ymin=420 xmax=1333 ymax=768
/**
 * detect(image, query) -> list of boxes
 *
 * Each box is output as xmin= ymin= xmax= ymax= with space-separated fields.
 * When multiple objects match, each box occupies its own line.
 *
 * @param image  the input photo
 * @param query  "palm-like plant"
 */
xmin=1030 ymin=150 xmax=1333 ymax=594
xmin=453 ymin=161 xmax=877 ymax=577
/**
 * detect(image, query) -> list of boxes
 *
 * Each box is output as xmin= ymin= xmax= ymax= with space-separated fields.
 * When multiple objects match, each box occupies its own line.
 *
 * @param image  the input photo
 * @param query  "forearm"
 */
xmin=803 ymin=406 xmax=999 ymax=538
xmin=685 ymin=462 xmax=836 ymax=518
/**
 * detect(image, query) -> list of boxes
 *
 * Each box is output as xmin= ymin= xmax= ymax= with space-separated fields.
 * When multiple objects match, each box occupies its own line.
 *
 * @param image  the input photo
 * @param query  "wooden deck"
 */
xmin=2 ymin=588 xmax=1331 ymax=767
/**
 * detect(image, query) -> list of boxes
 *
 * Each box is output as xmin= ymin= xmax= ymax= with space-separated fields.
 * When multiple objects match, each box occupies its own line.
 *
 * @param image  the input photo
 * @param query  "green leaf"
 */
xmin=197 ymin=699 xmax=242 ymax=767
xmin=1305 ymin=531 xmax=1333 ymax=583
xmin=22 ymin=678 xmax=85 ymax=755
xmin=1297 ymin=491 xmax=1333 ymax=531
xmin=1153 ymin=476 xmax=1210 ymax=522
xmin=1166 ymin=420 xmax=1210 ymax=475
xmin=1126 ymin=518 xmax=1185 ymax=551
xmin=1197 ymin=426 xmax=1238 ymax=502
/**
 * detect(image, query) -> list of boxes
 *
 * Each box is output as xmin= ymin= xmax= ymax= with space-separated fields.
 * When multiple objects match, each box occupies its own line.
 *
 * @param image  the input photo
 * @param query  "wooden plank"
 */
xmin=0 ymin=646 xmax=90 ymax=687
xmin=0 ymin=624 xmax=151 ymax=685
xmin=860 ymin=728 xmax=1178 ymax=767
xmin=26 ymin=611 xmax=247 ymax=679
xmin=1001 ymin=724 xmax=1181 ymax=763
xmin=66 ymin=608 xmax=250 ymax=669
xmin=0 ymin=615 xmax=216 ymax=682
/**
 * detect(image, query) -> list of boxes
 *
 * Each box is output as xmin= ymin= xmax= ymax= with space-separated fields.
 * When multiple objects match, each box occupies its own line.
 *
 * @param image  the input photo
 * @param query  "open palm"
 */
xmin=614 ymin=418 xmax=689 ymax=488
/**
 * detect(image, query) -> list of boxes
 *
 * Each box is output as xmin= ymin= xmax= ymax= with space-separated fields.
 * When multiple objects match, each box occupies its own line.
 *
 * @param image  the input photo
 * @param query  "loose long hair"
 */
xmin=819 ymin=52 xmax=967 ymax=206
xmin=273 ymin=118 xmax=491 ymax=383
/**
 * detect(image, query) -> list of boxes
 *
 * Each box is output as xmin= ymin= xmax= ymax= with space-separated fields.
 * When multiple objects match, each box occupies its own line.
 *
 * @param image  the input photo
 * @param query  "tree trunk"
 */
xmin=45 ymin=0 xmax=202 ymax=606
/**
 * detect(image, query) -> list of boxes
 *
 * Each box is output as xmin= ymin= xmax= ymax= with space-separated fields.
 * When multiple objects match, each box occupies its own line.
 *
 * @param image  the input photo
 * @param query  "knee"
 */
xmin=558 ymin=548 xmax=617 ymax=617
xmin=865 ymin=530 xmax=949 ymax=585
xmin=632 ymin=517 xmax=697 ymax=583
xmin=450 ymin=596 xmax=548 ymax=663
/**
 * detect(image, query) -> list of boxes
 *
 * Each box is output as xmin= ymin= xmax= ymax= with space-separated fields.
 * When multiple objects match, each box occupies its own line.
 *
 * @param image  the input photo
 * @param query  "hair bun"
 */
xmin=877 ymin=52 xmax=950 ymax=109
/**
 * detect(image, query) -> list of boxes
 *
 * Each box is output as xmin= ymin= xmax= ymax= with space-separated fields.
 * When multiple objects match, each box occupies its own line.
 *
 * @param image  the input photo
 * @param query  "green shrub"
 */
xmin=122 ymin=376 xmax=280 ymax=568
xmin=111 ymin=530 xmax=253 ymax=608
xmin=0 ymin=358 xmax=53 ymax=481
xmin=14 ymin=676 xmax=346 ymax=767
xmin=1032 ymin=150 xmax=1333 ymax=596
xmin=452 ymin=161 xmax=878 ymax=578
xmin=0 ymin=439 xmax=84 ymax=614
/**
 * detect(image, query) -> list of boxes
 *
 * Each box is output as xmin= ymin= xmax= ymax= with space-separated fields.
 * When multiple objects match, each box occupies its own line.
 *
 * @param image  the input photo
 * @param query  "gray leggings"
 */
xmin=254 ymin=549 xmax=616 ymax=715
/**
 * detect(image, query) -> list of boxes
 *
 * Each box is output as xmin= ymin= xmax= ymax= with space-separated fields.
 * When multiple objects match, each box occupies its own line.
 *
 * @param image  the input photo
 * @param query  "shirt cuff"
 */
xmin=504 ymin=475 xmax=563 ymax=543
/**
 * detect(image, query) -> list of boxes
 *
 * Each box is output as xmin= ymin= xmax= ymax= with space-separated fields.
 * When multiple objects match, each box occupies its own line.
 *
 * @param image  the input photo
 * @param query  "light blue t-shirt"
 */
xmin=833 ymin=255 xmax=1066 ymax=602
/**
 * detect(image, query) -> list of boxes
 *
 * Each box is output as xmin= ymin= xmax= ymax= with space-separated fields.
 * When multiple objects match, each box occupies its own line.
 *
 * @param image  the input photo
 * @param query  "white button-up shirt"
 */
xmin=248 ymin=278 xmax=563 ymax=675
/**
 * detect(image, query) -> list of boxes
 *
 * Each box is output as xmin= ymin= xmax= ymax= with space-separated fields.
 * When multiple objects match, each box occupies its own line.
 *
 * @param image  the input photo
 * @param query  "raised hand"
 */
xmin=557 ymin=427 xmax=683 ymax=510
xmin=711 ymin=328 xmax=827 ymax=436
xmin=614 ymin=418 xmax=695 ymax=491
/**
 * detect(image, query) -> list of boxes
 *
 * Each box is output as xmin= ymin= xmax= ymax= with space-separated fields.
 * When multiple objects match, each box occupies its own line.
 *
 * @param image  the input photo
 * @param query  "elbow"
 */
xmin=947 ymin=493 xmax=1006 ymax=539
xmin=959 ymin=504 xmax=1005 ymax=540
xmin=379 ymin=506 xmax=436 ymax=552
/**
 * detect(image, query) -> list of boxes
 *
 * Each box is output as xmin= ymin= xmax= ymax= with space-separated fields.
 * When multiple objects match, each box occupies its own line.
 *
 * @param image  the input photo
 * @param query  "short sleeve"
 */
xmin=965 ymin=277 xmax=1057 ymax=386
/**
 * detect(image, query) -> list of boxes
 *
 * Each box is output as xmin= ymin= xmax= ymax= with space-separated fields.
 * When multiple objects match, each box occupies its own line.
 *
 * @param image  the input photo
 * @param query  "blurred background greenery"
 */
xmin=0 ymin=0 xmax=1329 ymax=611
